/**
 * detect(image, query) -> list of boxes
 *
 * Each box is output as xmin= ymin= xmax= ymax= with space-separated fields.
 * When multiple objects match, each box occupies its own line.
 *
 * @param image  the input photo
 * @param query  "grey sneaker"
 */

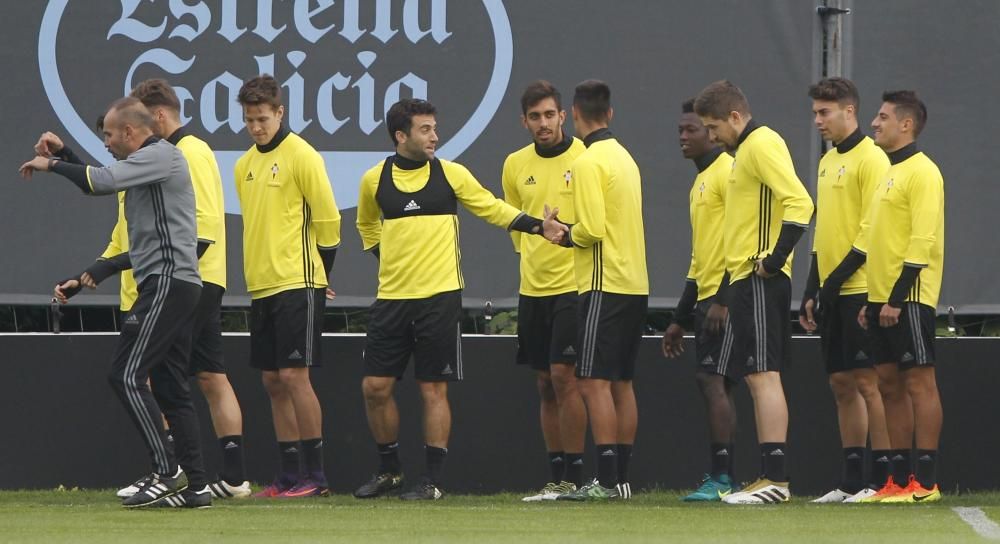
xmin=522 ymin=481 xmax=577 ymax=502
xmin=555 ymin=478 xmax=619 ymax=501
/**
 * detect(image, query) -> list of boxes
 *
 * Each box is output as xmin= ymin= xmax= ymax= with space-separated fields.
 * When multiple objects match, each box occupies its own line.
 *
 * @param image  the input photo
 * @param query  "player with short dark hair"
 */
xmin=663 ymin=99 xmax=738 ymax=501
xmin=234 ymin=74 xmax=342 ymax=498
xmin=502 ymin=81 xmax=588 ymax=501
xmin=802 ymin=77 xmax=892 ymax=504
xmin=354 ymin=97 xmax=566 ymax=500
xmin=694 ymin=80 xmax=814 ymax=505
xmin=858 ymin=90 xmax=944 ymax=503
xmin=21 ymin=97 xmax=212 ymax=508
xmin=547 ymin=80 xmax=648 ymax=502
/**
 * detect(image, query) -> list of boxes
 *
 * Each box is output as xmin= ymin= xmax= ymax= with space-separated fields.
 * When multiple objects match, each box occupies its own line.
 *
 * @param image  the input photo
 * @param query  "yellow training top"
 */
xmin=234 ymin=129 xmax=341 ymax=299
xmin=502 ymin=135 xmax=585 ymax=296
xmin=864 ymin=146 xmax=944 ymax=307
xmin=569 ymin=129 xmax=649 ymax=295
xmin=357 ymin=155 xmax=524 ymax=299
xmin=686 ymin=149 xmax=733 ymax=300
xmin=726 ymin=123 xmax=814 ymax=282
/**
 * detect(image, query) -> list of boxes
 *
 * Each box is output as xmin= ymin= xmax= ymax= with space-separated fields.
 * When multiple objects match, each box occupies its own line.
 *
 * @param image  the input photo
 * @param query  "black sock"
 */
xmin=424 ymin=445 xmax=448 ymax=485
xmin=871 ymin=449 xmax=892 ymax=487
xmin=596 ymin=444 xmax=618 ymax=488
xmin=842 ymin=447 xmax=865 ymax=493
xmin=565 ymin=453 xmax=584 ymax=487
xmin=890 ymin=448 xmax=911 ymax=485
xmin=378 ymin=442 xmax=401 ymax=474
xmin=301 ymin=438 xmax=326 ymax=482
xmin=760 ymin=442 xmax=787 ymax=482
xmin=278 ymin=441 xmax=300 ymax=484
xmin=548 ymin=451 xmax=566 ymax=483
xmin=710 ymin=442 xmax=732 ymax=479
xmin=915 ymin=449 xmax=938 ymax=489
xmin=617 ymin=444 xmax=633 ymax=483
xmin=218 ymin=435 xmax=245 ymax=484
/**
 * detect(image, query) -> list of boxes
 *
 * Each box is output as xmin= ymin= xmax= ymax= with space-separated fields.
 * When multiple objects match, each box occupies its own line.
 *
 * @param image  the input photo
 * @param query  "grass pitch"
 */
xmin=0 ymin=488 xmax=997 ymax=543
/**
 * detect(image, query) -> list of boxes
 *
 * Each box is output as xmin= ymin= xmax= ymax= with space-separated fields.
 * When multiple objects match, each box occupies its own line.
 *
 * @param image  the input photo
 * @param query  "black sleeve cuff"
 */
xmin=888 ymin=265 xmax=921 ymax=308
xmin=761 ymin=223 xmax=807 ymax=274
xmin=55 ymin=146 xmax=85 ymax=165
xmin=84 ymin=254 xmax=130 ymax=285
xmin=196 ymin=240 xmax=210 ymax=259
xmin=671 ymin=280 xmax=698 ymax=329
xmin=508 ymin=212 xmax=544 ymax=235
xmin=714 ymin=271 xmax=731 ymax=307
xmin=50 ymin=160 xmax=91 ymax=193
xmin=319 ymin=247 xmax=338 ymax=280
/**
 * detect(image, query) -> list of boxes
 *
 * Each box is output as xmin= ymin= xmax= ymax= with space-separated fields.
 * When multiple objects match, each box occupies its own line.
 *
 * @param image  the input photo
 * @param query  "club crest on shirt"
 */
xmin=564 ymin=170 xmax=572 ymax=187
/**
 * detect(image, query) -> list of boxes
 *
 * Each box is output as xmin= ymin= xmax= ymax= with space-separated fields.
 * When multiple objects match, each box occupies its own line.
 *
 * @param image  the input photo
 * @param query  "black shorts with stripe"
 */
xmin=728 ymin=273 xmax=791 ymax=374
xmin=693 ymin=296 xmax=739 ymax=382
xmin=865 ymin=302 xmax=936 ymax=370
xmin=819 ymin=293 xmax=871 ymax=374
xmin=364 ymin=289 xmax=463 ymax=382
xmin=576 ymin=291 xmax=647 ymax=381
xmin=516 ymin=292 xmax=578 ymax=370
xmin=250 ymin=287 xmax=325 ymax=370
xmin=188 ymin=282 xmax=226 ymax=375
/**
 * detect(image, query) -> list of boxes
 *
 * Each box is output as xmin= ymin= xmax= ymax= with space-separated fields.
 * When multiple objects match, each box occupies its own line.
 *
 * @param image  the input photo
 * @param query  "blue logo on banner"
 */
xmin=38 ymin=0 xmax=513 ymax=213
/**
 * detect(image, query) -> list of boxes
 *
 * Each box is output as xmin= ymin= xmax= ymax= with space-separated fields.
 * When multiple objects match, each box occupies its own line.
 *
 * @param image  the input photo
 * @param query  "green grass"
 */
xmin=0 ymin=489 xmax=998 ymax=543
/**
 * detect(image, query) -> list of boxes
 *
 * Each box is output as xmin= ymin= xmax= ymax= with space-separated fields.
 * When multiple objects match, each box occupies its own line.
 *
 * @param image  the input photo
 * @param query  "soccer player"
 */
xmin=662 ymin=99 xmax=737 ymax=501
xmin=548 ymin=80 xmax=648 ymax=501
xmin=354 ymin=98 xmax=566 ymax=500
xmin=234 ymin=75 xmax=341 ymax=498
xmin=801 ymin=78 xmax=892 ymax=504
xmin=859 ymin=90 xmax=944 ymax=503
xmin=501 ymin=81 xmax=588 ymax=501
xmin=21 ymin=97 xmax=212 ymax=508
xmin=694 ymin=81 xmax=814 ymax=505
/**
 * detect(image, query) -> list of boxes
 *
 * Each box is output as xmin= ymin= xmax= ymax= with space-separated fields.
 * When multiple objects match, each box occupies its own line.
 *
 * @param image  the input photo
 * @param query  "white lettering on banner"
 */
xmin=38 ymin=0 xmax=512 ymax=213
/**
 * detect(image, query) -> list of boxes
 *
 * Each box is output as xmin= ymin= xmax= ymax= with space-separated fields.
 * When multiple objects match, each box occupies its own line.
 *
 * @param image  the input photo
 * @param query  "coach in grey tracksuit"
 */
xmin=20 ymin=97 xmax=208 ymax=506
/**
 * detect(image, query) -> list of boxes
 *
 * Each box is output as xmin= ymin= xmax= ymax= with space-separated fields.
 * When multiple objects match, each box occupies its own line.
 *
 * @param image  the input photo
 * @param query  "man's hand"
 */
xmin=19 ymin=156 xmax=51 ymax=180
xmin=879 ymin=304 xmax=901 ymax=328
xmin=755 ymin=259 xmax=776 ymax=278
xmin=34 ymin=132 xmax=64 ymax=157
xmin=80 ymin=272 xmax=97 ymax=289
xmin=705 ymin=303 xmax=728 ymax=335
xmin=661 ymin=324 xmax=685 ymax=358
xmin=799 ymin=297 xmax=817 ymax=333
xmin=542 ymin=204 xmax=568 ymax=244
xmin=54 ymin=279 xmax=80 ymax=304
xmin=325 ymin=288 xmax=336 ymax=300
xmin=858 ymin=305 xmax=868 ymax=330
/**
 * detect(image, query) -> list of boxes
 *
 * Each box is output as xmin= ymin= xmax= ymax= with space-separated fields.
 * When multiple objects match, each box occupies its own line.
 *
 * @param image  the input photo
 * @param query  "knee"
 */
xmin=904 ymin=371 xmax=937 ymax=399
xmin=261 ymin=372 xmax=284 ymax=397
xmin=418 ymin=382 xmax=448 ymax=404
xmin=696 ymin=373 xmax=727 ymax=400
xmin=536 ymin=373 xmax=556 ymax=401
xmin=828 ymin=373 xmax=857 ymax=403
xmin=362 ymin=377 xmax=394 ymax=405
xmin=549 ymin=366 xmax=578 ymax=397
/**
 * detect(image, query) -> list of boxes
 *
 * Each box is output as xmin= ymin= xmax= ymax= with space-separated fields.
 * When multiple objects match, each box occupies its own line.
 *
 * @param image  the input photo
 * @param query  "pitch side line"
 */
xmin=954 ymin=507 xmax=1000 ymax=540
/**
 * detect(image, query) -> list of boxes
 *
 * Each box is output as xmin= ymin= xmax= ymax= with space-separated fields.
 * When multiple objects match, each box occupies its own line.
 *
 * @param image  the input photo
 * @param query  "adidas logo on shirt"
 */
xmin=245 ymin=171 xmax=254 ymax=182
xmin=524 ymin=175 xmax=536 ymax=185
xmin=288 ymin=349 xmax=303 ymax=360
xmin=404 ymin=200 xmax=421 ymax=212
